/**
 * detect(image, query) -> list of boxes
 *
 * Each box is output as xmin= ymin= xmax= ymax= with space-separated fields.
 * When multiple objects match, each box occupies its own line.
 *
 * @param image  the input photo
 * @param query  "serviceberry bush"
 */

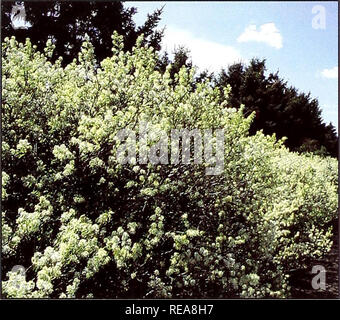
xmin=1 ymin=33 xmax=338 ymax=298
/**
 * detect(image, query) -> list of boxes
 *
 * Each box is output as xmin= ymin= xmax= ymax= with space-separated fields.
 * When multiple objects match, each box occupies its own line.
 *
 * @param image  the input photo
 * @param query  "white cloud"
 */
xmin=321 ymin=66 xmax=338 ymax=79
xmin=237 ymin=23 xmax=283 ymax=49
xmin=161 ymin=26 xmax=245 ymax=73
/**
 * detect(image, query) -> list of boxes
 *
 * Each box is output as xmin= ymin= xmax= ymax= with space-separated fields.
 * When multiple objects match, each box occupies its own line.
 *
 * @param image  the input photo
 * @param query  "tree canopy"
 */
xmin=1 ymin=1 xmax=164 ymax=65
xmin=214 ymin=59 xmax=338 ymax=157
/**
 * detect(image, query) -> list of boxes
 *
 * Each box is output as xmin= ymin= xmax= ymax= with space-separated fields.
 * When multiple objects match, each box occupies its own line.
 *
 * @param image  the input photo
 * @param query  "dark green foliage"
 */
xmin=214 ymin=59 xmax=338 ymax=157
xmin=1 ymin=1 xmax=164 ymax=65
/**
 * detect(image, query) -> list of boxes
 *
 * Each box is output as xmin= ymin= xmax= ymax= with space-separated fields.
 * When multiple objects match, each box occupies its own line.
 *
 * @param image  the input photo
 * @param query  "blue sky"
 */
xmin=127 ymin=1 xmax=338 ymax=129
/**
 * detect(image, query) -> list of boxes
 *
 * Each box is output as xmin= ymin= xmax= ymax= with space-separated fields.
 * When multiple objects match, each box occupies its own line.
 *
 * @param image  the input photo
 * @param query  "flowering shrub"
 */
xmin=1 ymin=34 xmax=338 ymax=298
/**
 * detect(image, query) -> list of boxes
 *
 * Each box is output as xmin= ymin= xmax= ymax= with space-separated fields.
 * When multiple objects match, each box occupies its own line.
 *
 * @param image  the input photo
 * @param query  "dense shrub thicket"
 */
xmin=1 ymin=34 xmax=338 ymax=298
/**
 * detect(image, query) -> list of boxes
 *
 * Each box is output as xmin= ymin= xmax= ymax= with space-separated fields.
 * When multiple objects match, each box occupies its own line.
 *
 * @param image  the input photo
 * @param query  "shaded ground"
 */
xmin=289 ymin=220 xmax=339 ymax=299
